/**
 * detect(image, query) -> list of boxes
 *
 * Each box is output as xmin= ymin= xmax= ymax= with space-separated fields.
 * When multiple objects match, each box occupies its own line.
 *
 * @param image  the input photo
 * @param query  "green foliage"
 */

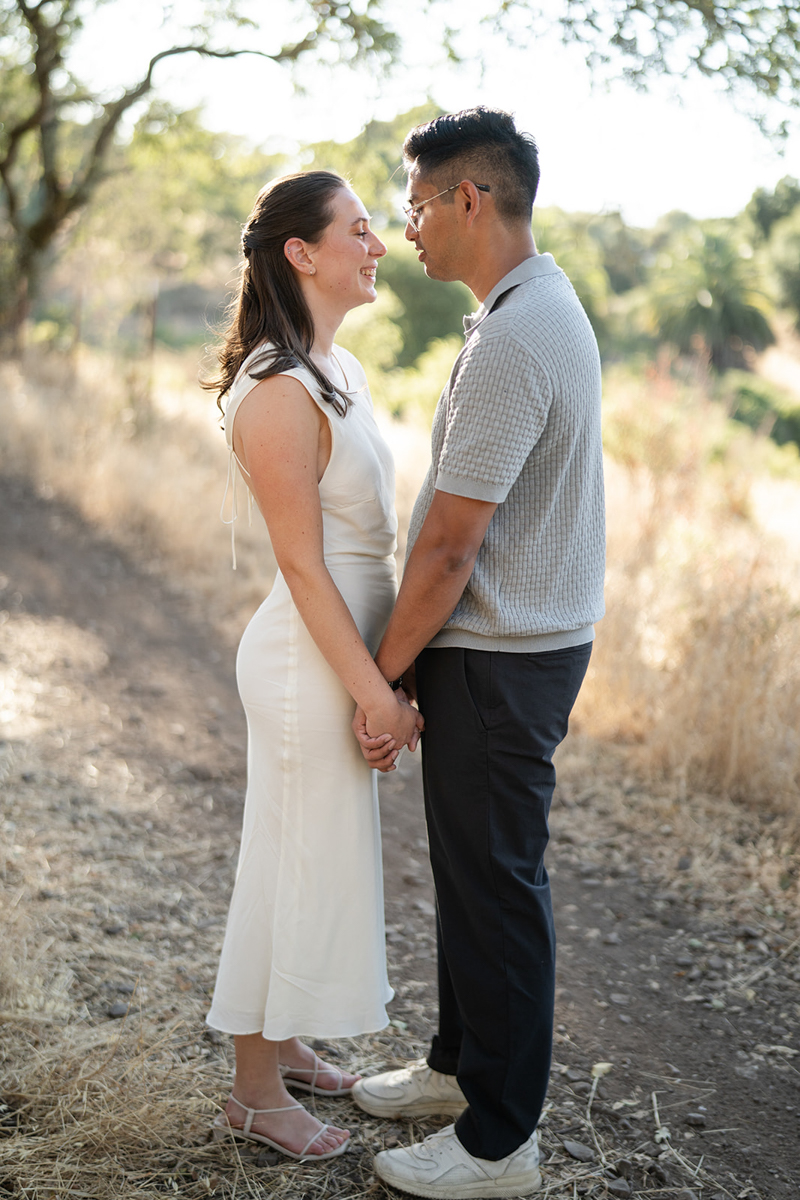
xmin=585 ymin=211 xmax=648 ymax=294
xmin=80 ymin=104 xmax=284 ymax=271
xmin=747 ymin=176 xmax=800 ymax=241
xmin=715 ymin=370 xmax=800 ymax=450
xmin=336 ymin=281 xmax=461 ymax=419
xmin=649 ymin=229 xmax=775 ymax=371
xmin=602 ymin=362 xmax=800 ymax=486
xmin=43 ymin=104 xmax=286 ymax=349
xmin=368 ymin=334 xmax=463 ymax=420
xmin=376 ymin=228 xmax=473 ymax=367
xmin=381 ymin=335 xmax=462 ymax=420
xmin=303 ymin=104 xmax=442 ymax=223
xmin=5 ymin=0 xmax=800 ymax=353
xmin=768 ymin=207 xmax=800 ymax=332
xmin=336 ymin=285 xmax=404 ymax=373
xmin=533 ymin=207 xmax=611 ymax=350
xmin=0 ymin=0 xmax=399 ymax=348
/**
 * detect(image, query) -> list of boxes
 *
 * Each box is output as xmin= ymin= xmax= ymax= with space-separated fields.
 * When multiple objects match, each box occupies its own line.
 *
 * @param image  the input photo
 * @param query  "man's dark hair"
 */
xmin=402 ymin=107 xmax=539 ymax=224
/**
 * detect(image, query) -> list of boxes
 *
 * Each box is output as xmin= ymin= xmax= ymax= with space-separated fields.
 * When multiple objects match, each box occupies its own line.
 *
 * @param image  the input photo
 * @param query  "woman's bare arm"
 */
xmin=233 ymin=374 xmax=421 ymax=748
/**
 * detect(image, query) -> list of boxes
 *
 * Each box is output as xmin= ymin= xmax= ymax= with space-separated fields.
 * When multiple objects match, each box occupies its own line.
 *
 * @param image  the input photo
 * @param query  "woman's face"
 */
xmin=304 ymin=188 xmax=387 ymax=311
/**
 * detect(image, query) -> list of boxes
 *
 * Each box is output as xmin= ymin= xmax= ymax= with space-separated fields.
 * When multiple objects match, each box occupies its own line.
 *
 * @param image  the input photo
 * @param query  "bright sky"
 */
xmin=70 ymin=0 xmax=800 ymax=228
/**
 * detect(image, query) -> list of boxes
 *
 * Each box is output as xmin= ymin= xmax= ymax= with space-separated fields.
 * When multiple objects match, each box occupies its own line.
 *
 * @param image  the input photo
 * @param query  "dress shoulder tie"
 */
xmin=220 ymin=446 xmax=254 ymax=571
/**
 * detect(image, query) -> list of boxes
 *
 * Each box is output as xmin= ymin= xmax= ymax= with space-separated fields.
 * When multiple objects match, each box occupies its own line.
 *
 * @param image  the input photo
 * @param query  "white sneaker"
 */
xmin=351 ymin=1059 xmax=467 ymax=1118
xmin=375 ymin=1124 xmax=541 ymax=1199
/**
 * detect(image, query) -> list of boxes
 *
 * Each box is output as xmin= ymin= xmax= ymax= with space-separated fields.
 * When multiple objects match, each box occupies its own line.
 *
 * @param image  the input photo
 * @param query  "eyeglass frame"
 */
xmin=403 ymin=182 xmax=490 ymax=232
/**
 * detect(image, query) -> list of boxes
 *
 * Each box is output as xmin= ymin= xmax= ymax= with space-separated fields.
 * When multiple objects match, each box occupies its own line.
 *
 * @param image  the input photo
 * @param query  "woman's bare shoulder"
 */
xmin=238 ymin=371 xmax=318 ymax=410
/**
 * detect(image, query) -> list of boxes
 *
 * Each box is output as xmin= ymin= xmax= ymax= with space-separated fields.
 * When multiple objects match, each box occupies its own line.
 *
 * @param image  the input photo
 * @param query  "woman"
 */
xmin=203 ymin=172 xmax=422 ymax=1162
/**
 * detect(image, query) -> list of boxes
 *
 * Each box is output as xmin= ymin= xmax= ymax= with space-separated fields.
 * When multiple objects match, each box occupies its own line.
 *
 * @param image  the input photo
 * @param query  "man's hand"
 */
xmin=400 ymin=661 xmax=418 ymax=703
xmin=352 ymin=692 xmax=424 ymax=772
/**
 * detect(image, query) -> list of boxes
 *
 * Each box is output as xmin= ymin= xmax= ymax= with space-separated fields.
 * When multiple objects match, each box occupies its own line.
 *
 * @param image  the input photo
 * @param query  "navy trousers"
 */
xmin=416 ymin=643 xmax=592 ymax=1161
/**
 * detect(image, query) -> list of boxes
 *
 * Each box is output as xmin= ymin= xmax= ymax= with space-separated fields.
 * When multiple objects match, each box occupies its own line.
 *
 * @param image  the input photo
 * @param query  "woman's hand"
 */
xmin=366 ymin=688 xmax=421 ymax=745
xmin=352 ymin=691 xmax=424 ymax=772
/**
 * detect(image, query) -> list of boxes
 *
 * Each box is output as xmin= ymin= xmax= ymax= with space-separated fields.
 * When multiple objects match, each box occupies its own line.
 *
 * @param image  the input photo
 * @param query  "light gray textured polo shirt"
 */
xmin=406 ymin=253 xmax=605 ymax=653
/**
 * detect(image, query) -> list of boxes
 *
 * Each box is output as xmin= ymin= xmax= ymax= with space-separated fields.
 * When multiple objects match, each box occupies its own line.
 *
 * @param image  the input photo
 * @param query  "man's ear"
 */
xmin=284 ymin=237 xmax=315 ymax=274
xmin=459 ymin=181 xmax=487 ymax=229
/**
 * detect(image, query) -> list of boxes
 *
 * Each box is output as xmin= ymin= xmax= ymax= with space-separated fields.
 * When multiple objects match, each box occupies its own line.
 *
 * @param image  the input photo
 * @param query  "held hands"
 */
xmin=352 ymin=688 xmax=424 ymax=773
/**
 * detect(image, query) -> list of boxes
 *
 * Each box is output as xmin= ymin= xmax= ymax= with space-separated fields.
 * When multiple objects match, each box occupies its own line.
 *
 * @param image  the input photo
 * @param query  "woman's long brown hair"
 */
xmin=202 ymin=171 xmax=351 ymax=417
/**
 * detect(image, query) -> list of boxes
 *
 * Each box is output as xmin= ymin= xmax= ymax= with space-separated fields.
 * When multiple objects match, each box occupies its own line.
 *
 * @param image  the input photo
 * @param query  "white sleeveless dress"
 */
xmin=206 ymin=345 xmax=397 ymax=1039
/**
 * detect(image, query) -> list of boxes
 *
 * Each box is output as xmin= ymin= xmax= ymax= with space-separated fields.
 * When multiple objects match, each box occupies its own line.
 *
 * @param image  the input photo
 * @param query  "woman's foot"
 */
xmin=223 ymin=1088 xmax=350 ymax=1158
xmin=278 ymin=1036 xmax=361 ymax=1094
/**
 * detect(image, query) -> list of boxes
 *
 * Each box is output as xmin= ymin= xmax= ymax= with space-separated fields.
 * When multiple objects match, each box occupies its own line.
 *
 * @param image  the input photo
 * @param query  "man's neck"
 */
xmin=465 ymin=231 xmax=538 ymax=304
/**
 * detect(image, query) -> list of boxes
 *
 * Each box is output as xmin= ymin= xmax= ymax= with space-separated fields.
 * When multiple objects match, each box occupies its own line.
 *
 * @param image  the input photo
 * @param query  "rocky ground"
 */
xmin=0 ymin=472 xmax=798 ymax=1199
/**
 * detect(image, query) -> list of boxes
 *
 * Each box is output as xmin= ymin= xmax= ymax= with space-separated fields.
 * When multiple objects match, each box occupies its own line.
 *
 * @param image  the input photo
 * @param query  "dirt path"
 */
xmin=1 ymin=473 xmax=797 ymax=1199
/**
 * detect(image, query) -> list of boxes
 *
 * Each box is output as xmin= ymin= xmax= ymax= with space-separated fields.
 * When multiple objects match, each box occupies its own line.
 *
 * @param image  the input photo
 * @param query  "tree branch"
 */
xmin=67 ymin=45 xmax=286 ymax=215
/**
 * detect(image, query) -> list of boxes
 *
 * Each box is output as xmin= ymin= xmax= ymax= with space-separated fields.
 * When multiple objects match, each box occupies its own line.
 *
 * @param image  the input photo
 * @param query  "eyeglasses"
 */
xmin=403 ymin=182 xmax=490 ymax=232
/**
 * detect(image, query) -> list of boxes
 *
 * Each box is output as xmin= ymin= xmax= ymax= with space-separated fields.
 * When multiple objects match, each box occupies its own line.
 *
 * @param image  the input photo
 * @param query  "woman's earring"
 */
xmin=308 ymin=267 xmax=316 ymax=275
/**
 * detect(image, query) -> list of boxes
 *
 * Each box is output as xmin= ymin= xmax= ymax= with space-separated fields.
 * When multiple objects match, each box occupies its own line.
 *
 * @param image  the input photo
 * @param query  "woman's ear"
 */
xmin=284 ymin=237 xmax=316 ymax=275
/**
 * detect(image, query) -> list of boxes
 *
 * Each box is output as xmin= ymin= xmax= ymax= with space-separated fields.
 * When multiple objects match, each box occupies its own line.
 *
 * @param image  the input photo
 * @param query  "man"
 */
xmin=352 ymin=107 xmax=605 ymax=1199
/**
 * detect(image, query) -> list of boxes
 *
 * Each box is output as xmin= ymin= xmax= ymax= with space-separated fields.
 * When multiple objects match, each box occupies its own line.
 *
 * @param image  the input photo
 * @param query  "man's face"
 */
xmin=404 ymin=167 xmax=464 ymax=283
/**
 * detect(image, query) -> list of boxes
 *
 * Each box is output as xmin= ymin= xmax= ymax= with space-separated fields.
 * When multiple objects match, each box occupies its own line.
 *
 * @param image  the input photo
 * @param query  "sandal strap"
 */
xmin=278 ymin=1055 xmax=343 ymax=1090
xmin=226 ymin=1093 xmax=302 ymax=1136
xmin=300 ymin=1122 xmax=333 ymax=1158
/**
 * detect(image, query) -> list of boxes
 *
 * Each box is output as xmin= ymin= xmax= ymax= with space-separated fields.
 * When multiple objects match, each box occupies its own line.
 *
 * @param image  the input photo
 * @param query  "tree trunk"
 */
xmin=0 ymin=270 xmax=31 ymax=358
xmin=0 ymin=238 xmax=44 ymax=358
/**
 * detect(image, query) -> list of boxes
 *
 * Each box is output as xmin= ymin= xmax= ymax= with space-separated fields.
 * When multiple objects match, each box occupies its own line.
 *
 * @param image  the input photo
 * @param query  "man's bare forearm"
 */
xmin=375 ymin=545 xmax=477 ymax=681
xmin=376 ymin=491 xmax=498 ymax=682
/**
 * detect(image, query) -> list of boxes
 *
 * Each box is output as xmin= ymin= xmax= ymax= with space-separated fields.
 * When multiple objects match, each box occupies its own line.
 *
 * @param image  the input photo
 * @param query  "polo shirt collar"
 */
xmin=462 ymin=252 xmax=560 ymax=336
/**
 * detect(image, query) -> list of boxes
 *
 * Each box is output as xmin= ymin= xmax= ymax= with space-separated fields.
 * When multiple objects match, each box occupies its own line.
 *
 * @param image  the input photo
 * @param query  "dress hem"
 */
xmin=205 ymin=1002 xmax=393 ymax=1042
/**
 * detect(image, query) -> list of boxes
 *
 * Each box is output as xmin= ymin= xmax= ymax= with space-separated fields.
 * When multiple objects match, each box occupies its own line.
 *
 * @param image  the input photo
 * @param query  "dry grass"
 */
xmin=0 ymin=999 xmax=418 ymax=1200
xmin=0 ymin=349 xmax=277 ymax=633
xmin=556 ymin=736 xmax=800 ymax=924
xmin=575 ymin=366 xmax=800 ymax=825
xmin=0 ymin=348 xmax=431 ymax=636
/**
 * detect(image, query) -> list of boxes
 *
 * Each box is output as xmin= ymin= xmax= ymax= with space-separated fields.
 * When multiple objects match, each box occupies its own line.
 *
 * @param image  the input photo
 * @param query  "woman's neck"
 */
xmin=305 ymin=291 xmax=347 ymax=362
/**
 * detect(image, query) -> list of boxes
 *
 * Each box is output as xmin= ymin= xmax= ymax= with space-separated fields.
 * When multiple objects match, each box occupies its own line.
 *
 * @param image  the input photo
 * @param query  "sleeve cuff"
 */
xmin=434 ymin=471 xmax=509 ymax=503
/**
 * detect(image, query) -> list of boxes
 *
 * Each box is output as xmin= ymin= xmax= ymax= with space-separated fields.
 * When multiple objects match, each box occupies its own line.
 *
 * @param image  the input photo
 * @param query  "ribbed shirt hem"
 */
xmin=427 ymin=624 xmax=595 ymax=653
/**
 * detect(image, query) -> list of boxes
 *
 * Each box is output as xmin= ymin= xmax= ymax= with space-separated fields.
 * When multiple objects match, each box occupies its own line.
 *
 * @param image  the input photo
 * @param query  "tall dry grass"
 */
xmin=576 ymin=364 xmax=800 ymax=816
xmin=0 ymin=348 xmax=430 ymax=637
xmin=1 ymin=348 xmax=283 ymax=639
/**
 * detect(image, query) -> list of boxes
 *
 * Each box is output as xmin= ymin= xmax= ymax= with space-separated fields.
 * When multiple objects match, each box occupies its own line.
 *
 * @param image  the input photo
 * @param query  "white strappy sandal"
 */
xmin=278 ymin=1054 xmax=358 ymax=1096
xmin=211 ymin=1093 xmax=349 ymax=1161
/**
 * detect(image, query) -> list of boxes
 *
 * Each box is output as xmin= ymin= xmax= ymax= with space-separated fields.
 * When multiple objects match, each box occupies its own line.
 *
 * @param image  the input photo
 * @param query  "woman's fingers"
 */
xmin=365 ymin=740 xmax=397 ymax=761
xmin=363 ymin=732 xmax=394 ymax=748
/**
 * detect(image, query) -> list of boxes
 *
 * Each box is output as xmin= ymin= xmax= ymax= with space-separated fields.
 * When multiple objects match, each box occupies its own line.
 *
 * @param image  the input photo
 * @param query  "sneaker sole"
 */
xmin=352 ymin=1095 xmax=468 ymax=1119
xmin=375 ymin=1162 xmax=542 ymax=1198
